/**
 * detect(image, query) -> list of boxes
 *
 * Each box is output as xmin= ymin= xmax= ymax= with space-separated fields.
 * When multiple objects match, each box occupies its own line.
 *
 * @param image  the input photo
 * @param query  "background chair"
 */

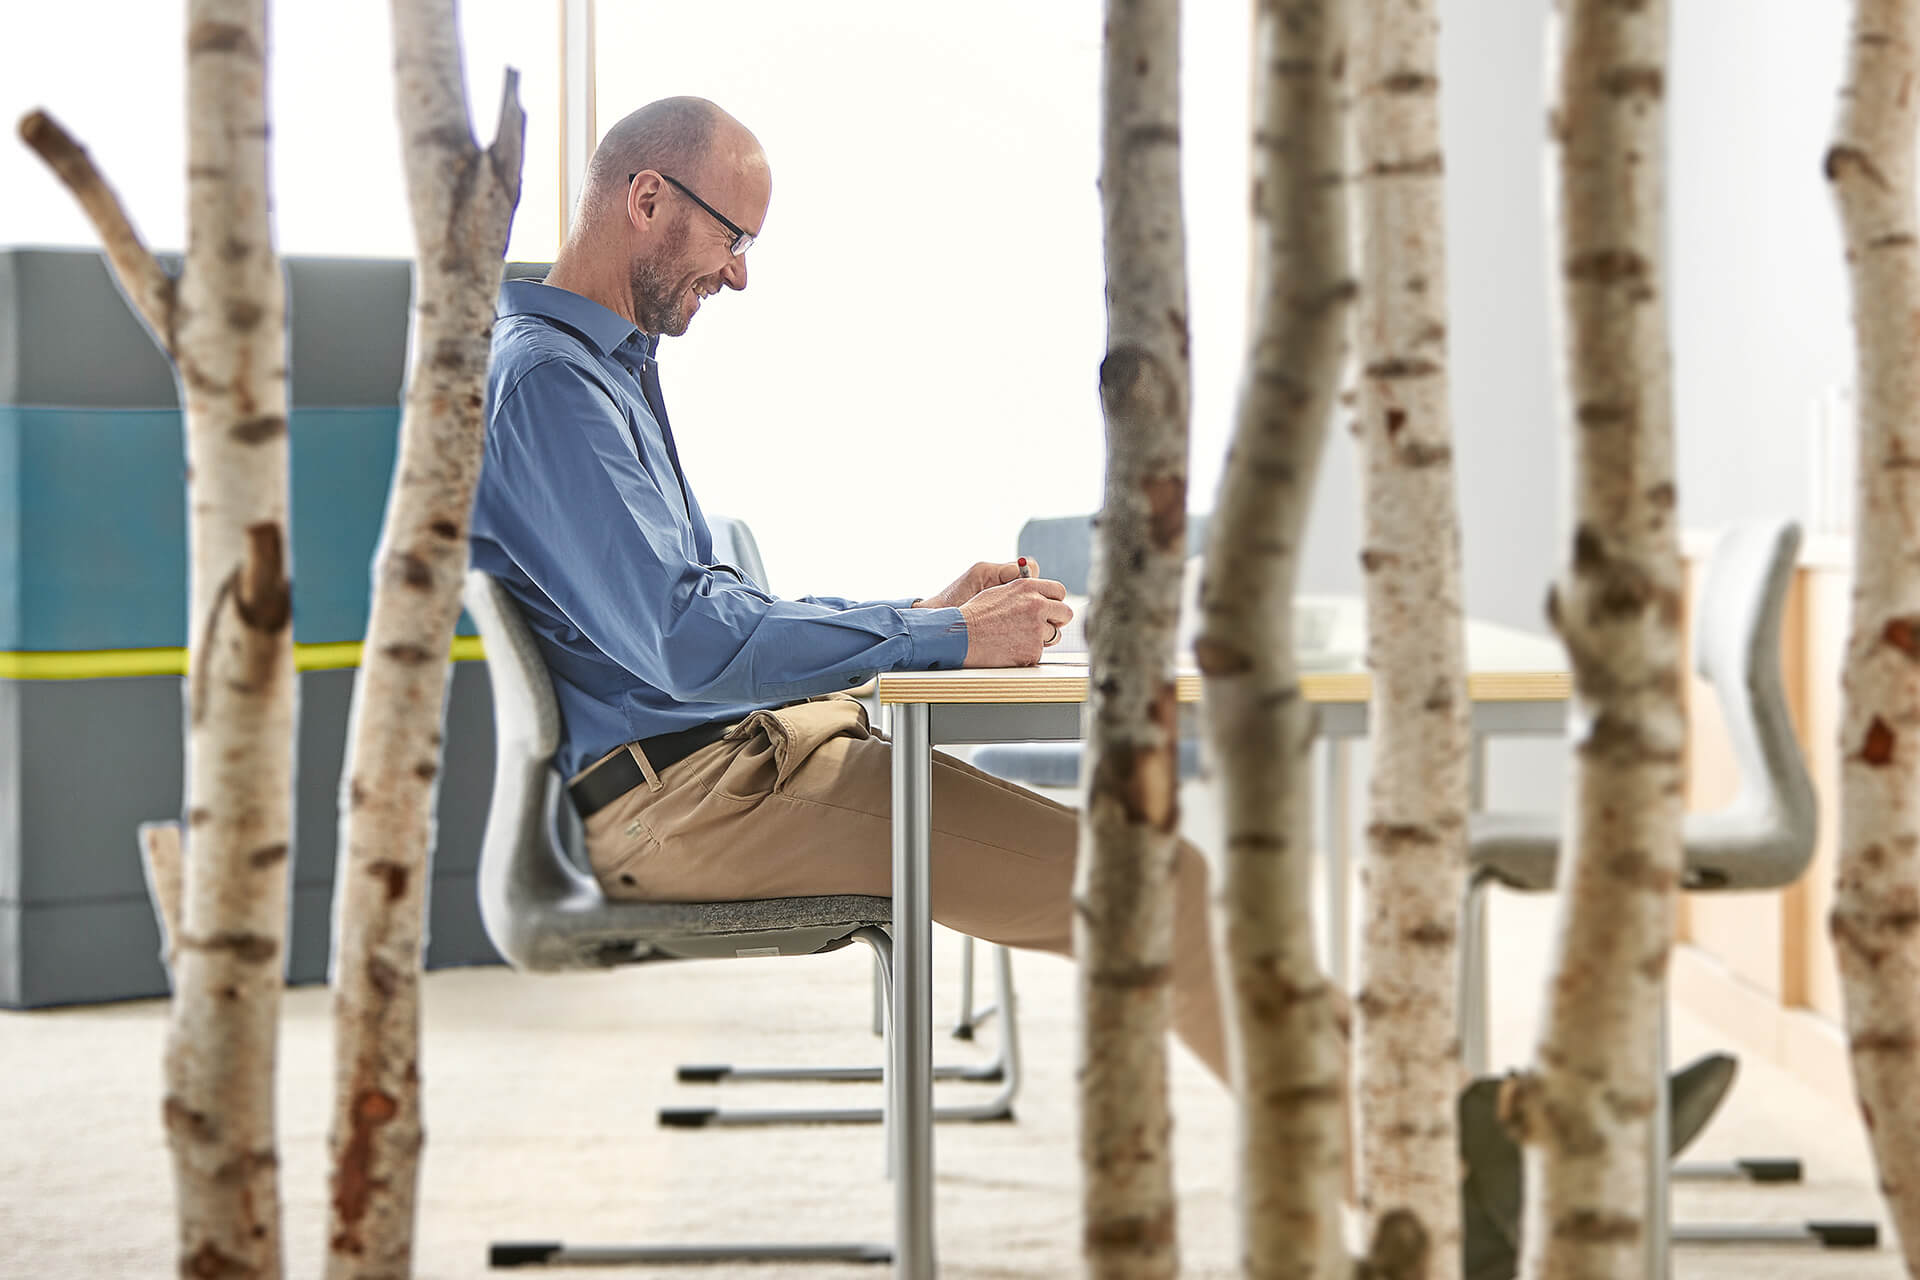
xmin=1456 ymin=520 xmax=1876 ymax=1272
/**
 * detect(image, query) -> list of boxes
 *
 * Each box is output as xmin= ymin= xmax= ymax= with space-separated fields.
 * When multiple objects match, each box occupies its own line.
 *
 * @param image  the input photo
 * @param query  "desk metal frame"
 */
xmin=880 ymin=670 xmax=1568 ymax=1278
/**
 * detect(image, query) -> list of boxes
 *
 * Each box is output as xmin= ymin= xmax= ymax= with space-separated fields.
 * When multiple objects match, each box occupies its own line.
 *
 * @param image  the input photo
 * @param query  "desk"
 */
xmin=875 ymin=613 xmax=1567 ymax=1276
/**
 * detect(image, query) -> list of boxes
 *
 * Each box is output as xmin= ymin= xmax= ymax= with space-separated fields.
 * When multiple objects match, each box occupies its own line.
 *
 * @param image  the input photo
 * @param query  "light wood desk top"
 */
xmin=878 ymin=604 xmax=1571 ymax=706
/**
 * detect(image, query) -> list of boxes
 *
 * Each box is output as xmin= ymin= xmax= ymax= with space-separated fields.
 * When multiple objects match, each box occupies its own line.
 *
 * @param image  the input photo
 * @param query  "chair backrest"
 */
xmin=463 ymin=567 xmax=893 ymax=972
xmin=708 ymin=514 xmax=771 ymax=590
xmin=1684 ymin=519 xmax=1817 ymax=889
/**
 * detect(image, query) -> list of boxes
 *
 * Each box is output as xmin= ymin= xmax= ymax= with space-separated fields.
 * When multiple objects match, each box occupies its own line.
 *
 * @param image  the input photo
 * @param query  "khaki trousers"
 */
xmin=580 ymin=693 xmax=1227 ymax=1080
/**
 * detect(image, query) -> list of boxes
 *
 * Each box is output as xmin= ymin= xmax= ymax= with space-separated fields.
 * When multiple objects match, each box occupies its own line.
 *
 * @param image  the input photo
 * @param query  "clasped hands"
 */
xmin=916 ymin=559 xmax=1073 ymax=669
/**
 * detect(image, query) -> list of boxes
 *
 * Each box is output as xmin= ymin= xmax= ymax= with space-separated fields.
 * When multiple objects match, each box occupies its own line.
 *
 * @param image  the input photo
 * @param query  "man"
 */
xmin=470 ymin=96 xmax=1728 ymax=1278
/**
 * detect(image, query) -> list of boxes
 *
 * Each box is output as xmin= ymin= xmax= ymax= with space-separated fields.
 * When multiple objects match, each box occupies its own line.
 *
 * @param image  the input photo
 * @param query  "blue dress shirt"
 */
xmin=471 ymin=281 xmax=969 ymax=778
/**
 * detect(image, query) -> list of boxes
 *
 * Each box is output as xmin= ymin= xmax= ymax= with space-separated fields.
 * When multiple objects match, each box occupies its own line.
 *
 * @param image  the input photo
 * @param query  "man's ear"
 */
xmin=627 ymin=171 xmax=665 ymax=230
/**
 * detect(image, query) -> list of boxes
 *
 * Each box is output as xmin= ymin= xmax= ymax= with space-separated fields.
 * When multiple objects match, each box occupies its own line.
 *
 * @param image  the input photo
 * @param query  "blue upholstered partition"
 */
xmin=0 ymin=247 xmax=518 ymax=1006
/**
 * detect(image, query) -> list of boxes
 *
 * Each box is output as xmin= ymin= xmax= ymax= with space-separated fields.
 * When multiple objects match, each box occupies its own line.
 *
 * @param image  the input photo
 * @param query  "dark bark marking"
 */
xmin=234 ymin=523 xmax=291 ymax=632
xmin=368 ymin=956 xmax=401 ymax=999
xmin=1358 ymin=1208 xmax=1429 ymax=1280
xmin=1553 ymin=1209 xmax=1640 ymax=1244
xmin=1576 ymin=401 xmax=1633 ymax=428
xmin=1581 ymin=713 xmax=1682 ymax=768
xmin=225 ymin=299 xmax=264 ymax=331
xmin=370 ymin=860 xmax=410 ymax=902
xmin=1381 ymin=71 xmax=1438 ymax=95
xmin=1122 ymin=122 xmax=1181 ymax=150
xmin=1860 ymin=715 xmax=1897 ymax=766
xmin=1084 ymin=1204 xmax=1176 ymax=1252
xmin=330 ymin=1088 xmax=400 ymax=1250
xmin=179 ymin=931 xmax=278 ymax=963
xmin=229 ymin=415 xmax=286 ymax=445
xmin=396 ymin=553 xmax=434 ymax=590
xmin=1851 ymin=1029 xmax=1919 ymax=1055
xmin=1870 ymin=232 xmax=1917 ymax=251
xmin=429 ymin=518 xmax=461 ymax=540
xmin=220 ymin=235 xmax=250 ymax=265
xmin=1143 ymin=473 xmax=1185 ymax=551
xmin=188 ymin=807 xmax=213 ymax=827
xmin=380 ymin=642 xmax=434 ymax=665
xmin=1365 ymin=357 xmax=1441 ymax=380
xmin=184 ymin=1241 xmax=253 ymax=1278
xmin=1406 ymin=920 xmax=1455 ymax=947
xmin=350 ymin=779 xmax=369 ymax=808
xmin=1882 ymin=616 xmax=1920 ymax=661
xmin=1599 ymin=65 xmax=1664 ymax=98
xmin=1398 ymin=440 xmax=1452 ymax=468
xmin=1368 ymin=821 xmax=1440 ymax=851
xmin=247 ymin=843 xmax=288 ymax=870
xmin=1567 ymin=248 xmax=1650 ymax=284
xmin=213 ymin=1147 xmax=277 ymax=1187
xmin=1193 ymin=636 xmax=1253 ymax=676
xmin=187 ymin=20 xmax=257 ymax=55
xmin=1385 ymin=408 xmax=1406 ymax=437
xmin=164 ymin=1095 xmax=217 ymax=1144
xmin=414 ymin=760 xmax=438 ymax=782
xmin=1361 ymin=548 xmax=1397 ymax=573
xmin=1826 ymin=144 xmax=1891 ymax=191
xmin=1366 ymin=154 xmax=1444 ymax=179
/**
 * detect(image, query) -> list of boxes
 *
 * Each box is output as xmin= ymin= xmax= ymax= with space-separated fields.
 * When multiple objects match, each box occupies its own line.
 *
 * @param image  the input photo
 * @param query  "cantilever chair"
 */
xmin=467 ymin=567 xmax=898 ymax=1267
xmin=1456 ymin=520 xmax=1876 ymax=1271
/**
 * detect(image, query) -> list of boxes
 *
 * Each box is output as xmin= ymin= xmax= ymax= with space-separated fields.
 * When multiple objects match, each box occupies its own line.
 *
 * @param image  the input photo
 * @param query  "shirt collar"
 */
xmin=498 ymin=279 xmax=645 ymax=359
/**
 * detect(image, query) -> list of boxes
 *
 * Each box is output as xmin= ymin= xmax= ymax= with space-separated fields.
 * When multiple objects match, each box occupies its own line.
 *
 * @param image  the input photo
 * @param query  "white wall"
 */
xmin=0 ymin=0 xmax=559 ymax=263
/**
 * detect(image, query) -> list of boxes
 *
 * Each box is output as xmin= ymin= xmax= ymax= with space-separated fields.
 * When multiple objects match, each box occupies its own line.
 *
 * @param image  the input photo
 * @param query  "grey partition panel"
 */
xmin=0 ymin=662 xmax=503 ymax=1007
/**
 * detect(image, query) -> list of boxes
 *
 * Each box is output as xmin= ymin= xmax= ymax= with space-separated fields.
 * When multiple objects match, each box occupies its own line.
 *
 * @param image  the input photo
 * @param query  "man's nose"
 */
xmin=722 ymin=254 xmax=748 ymax=291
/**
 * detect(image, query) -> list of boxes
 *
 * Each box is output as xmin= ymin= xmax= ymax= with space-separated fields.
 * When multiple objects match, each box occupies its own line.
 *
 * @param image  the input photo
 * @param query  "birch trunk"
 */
xmin=1499 ymin=3 xmax=1684 ymax=1277
xmin=21 ymin=2 xmax=294 ymax=1274
xmin=1196 ymin=3 xmax=1355 ymax=1276
xmin=1351 ymin=0 xmax=1469 ymax=1271
xmin=1827 ymin=2 xmax=1920 ymax=1271
xmin=1076 ymin=1 xmax=1189 ymax=1274
xmin=325 ymin=3 xmax=523 ymax=1274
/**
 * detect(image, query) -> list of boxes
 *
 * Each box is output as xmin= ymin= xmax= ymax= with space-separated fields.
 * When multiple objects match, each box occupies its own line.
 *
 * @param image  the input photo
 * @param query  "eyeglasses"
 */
xmin=630 ymin=171 xmax=756 ymax=257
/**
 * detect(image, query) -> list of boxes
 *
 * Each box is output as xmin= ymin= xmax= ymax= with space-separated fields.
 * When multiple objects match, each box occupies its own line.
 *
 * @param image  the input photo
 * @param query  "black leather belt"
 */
xmin=569 ymin=718 xmax=736 ymax=817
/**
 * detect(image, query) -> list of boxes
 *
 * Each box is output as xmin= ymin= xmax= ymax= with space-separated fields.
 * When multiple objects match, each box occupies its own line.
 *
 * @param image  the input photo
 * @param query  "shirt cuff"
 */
xmin=899 ymin=604 xmax=968 ymax=671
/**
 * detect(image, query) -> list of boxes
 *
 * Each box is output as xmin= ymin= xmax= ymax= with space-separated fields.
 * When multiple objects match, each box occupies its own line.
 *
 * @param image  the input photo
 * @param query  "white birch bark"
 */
xmin=1196 ymin=3 xmax=1357 ymax=1276
xmin=1499 ymin=3 xmax=1684 ymax=1277
xmin=1077 ymin=1 xmax=1189 ymax=1274
xmin=21 ymin=3 xmax=294 ymax=1274
xmin=1351 ymin=1 xmax=1469 ymax=1271
xmin=1827 ymin=2 xmax=1920 ymax=1271
xmin=325 ymin=3 xmax=523 ymax=1274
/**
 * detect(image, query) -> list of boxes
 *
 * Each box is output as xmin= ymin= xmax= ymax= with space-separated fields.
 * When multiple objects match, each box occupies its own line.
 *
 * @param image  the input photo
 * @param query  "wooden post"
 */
xmin=20 ymin=2 xmax=295 ymax=1274
xmin=1196 ymin=2 xmax=1360 ymax=1276
xmin=1351 ymin=0 xmax=1471 ymax=1272
xmin=1826 ymin=1 xmax=1920 ymax=1272
xmin=324 ymin=2 xmax=523 ymax=1275
xmin=1076 ymin=1 xmax=1189 ymax=1275
xmin=1499 ymin=2 xmax=1685 ymax=1276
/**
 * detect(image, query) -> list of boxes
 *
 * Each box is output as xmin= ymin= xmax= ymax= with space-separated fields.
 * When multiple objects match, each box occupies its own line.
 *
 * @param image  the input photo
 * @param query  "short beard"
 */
xmin=630 ymin=219 xmax=691 ymax=337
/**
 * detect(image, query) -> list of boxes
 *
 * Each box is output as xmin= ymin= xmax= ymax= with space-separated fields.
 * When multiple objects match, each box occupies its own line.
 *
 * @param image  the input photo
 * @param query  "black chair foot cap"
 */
xmin=676 ymin=1064 xmax=730 ymax=1083
xmin=490 ymin=1242 xmax=562 ymax=1267
xmin=1810 ymin=1220 xmax=1878 ymax=1248
xmin=1738 ymin=1157 xmax=1803 ymax=1183
xmin=951 ymin=1025 xmax=975 ymax=1041
xmin=659 ymin=1106 xmax=718 ymax=1128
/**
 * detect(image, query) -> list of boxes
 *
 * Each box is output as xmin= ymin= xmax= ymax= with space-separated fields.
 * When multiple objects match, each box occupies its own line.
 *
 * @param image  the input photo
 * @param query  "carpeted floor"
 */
xmin=0 ymin=865 xmax=1901 ymax=1277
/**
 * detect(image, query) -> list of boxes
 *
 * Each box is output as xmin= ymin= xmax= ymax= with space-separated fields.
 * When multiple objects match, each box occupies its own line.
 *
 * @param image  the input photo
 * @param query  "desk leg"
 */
xmin=1322 ymin=738 xmax=1351 ymax=989
xmin=890 ymin=703 xmax=936 ymax=1277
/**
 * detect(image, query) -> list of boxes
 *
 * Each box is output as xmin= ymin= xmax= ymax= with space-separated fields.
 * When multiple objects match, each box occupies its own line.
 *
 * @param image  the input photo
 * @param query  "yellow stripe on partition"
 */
xmin=0 ymin=635 xmax=489 ymax=681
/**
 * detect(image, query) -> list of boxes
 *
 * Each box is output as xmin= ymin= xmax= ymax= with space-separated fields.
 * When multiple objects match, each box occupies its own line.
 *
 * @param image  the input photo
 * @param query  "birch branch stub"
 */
xmin=324 ymin=3 xmax=524 ymax=1274
xmin=1509 ymin=3 xmax=1685 ymax=1277
xmin=1198 ymin=2 xmax=1355 ymax=1276
xmin=139 ymin=821 xmax=186 ymax=973
xmin=1827 ymin=1 xmax=1920 ymax=1271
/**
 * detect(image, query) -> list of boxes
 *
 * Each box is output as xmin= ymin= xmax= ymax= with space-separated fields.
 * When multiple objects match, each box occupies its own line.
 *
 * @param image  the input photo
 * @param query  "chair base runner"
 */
xmin=491 ymin=1241 xmax=891 ymax=1267
xmin=677 ymin=1060 xmax=1004 ymax=1084
xmin=661 ymin=1099 xmax=1014 ymax=1127
xmin=1673 ymin=1156 xmax=1802 ymax=1183
xmin=1673 ymin=1220 xmax=1877 ymax=1248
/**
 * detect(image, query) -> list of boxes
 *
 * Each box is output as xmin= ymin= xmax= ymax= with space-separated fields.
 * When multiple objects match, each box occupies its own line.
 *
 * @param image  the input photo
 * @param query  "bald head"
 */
xmin=583 ymin=96 xmax=767 ymax=213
